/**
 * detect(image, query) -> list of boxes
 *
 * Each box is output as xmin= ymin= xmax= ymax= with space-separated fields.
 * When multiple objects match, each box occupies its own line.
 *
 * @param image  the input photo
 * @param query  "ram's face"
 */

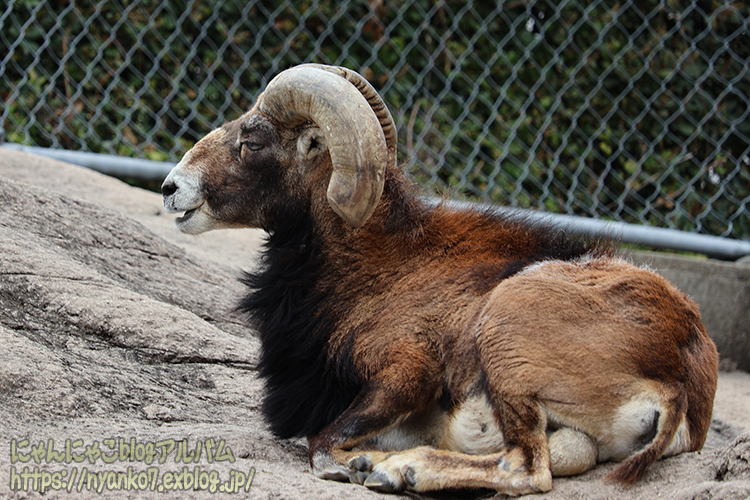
xmin=162 ymin=64 xmax=393 ymax=234
xmin=161 ymin=110 xmax=303 ymax=234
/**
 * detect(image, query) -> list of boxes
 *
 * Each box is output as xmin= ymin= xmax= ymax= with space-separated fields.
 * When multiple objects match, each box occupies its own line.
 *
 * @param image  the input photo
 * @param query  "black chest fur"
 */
xmin=238 ymin=217 xmax=361 ymax=439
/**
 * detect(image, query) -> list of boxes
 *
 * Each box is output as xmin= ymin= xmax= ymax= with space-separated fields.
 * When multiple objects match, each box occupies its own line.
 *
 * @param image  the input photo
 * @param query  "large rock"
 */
xmin=0 ymin=148 xmax=749 ymax=499
xmin=0 ymin=153 xmax=383 ymax=499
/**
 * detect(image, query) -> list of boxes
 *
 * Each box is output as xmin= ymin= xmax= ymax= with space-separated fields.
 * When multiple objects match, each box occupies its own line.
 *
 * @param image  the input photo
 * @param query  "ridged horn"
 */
xmin=258 ymin=64 xmax=395 ymax=228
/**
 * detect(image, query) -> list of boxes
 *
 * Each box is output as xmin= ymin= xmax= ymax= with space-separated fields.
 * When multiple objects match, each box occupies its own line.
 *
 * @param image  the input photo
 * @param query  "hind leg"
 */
xmin=355 ymin=395 xmax=553 ymax=494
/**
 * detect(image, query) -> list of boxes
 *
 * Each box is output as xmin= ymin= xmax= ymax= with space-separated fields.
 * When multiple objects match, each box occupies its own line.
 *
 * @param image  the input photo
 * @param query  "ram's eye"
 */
xmin=242 ymin=141 xmax=264 ymax=152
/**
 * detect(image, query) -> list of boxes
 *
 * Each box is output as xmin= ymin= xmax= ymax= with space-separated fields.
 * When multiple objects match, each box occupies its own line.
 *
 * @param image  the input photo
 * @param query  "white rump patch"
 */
xmin=441 ymin=393 xmax=504 ymax=455
xmin=598 ymin=395 xmax=661 ymax=462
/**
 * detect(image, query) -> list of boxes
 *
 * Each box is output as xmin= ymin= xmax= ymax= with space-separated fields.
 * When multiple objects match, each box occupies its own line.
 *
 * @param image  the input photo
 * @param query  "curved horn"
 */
xmin=306 ymin=64 xmax=398 ymax=178
xmin=258 ymin=64 xmax=395 ymax=228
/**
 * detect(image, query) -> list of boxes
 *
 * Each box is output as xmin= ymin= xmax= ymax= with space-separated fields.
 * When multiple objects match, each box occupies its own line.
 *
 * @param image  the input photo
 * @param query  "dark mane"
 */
xmin=423 ymin=200 xmax=614 ymax=286
xmin=497 ymin=207 xmax=617 ymax=267
xmin=238 ymin=208 xmax=362 ymax=439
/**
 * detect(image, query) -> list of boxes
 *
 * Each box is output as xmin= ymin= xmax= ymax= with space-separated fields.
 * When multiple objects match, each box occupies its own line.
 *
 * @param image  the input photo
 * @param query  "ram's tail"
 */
xmin=607 ymin=390 xmax=687 ymax=484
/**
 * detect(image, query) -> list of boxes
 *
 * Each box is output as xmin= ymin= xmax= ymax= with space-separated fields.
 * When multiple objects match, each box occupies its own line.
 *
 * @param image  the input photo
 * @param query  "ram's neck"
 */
xmin=315 ymin=171 xmax=606 ymax=285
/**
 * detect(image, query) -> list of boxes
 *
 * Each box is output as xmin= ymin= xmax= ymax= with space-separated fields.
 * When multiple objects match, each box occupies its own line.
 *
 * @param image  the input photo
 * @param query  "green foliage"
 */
xmin=1 ymin=0 xmax=748 ymax=238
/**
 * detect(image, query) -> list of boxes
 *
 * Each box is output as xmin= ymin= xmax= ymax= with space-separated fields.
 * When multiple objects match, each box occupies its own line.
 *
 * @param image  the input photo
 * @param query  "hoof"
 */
xmin=363 ymin=470 xmax=402 ymax=493
xmin=404 ymin=467 xmax=417 ymax=488
xmin=349 ymin=470 xmax=369 ymax=485
xmin=349 ymin=455 xmax=372 ymax=472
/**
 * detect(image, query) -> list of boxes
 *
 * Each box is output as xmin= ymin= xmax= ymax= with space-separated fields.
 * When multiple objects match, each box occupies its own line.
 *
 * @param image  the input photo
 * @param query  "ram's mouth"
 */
xmin=172 ymin=204 xmax=216 ymax=235
xmin=176 ymin=208 xmax=198 ymax=224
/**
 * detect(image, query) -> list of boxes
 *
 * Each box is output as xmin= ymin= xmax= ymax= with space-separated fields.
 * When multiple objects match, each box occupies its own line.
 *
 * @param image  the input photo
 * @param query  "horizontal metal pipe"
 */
xmin=1 ymin=143 xmax=175 ymax=182
xmin=3 ymin=144 xmax=749 ymax=260
xmin=508 ymin=209 xmax=750 ymax=261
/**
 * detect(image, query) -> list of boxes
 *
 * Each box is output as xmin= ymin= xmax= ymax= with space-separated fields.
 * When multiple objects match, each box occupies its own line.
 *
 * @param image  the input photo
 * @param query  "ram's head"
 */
xmin=161 ymin=64 xmax=397 ymax=234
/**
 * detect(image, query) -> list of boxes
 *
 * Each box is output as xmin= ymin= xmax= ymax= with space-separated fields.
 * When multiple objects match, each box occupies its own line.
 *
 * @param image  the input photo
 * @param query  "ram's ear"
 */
xmin=297 ymin=128 xmax=328 ymax=160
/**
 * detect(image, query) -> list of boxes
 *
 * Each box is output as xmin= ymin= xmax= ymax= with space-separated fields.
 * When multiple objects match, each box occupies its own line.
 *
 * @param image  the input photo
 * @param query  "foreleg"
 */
xmin=308 ymin=361 xmax=440 ymax=481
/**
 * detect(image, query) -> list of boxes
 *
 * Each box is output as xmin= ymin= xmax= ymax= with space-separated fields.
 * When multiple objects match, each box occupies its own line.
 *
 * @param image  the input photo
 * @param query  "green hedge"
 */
xmin=1 ymin=0 xmax=748 ymax=238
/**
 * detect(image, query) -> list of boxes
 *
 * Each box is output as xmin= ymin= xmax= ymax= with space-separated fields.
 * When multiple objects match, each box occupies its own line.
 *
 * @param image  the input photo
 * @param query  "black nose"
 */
xmin=161 ymin=181 xmax=177 ymax=197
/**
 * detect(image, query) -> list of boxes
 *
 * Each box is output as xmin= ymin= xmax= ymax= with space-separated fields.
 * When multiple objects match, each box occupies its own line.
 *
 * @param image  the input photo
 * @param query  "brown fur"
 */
xmin=162 ymin=77 xmax=719 ymax=495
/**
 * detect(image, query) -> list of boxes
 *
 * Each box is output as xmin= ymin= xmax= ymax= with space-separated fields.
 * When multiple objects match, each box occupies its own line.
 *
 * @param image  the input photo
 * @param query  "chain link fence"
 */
xmin=2 ymin=0 xmax=749 ymax=240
